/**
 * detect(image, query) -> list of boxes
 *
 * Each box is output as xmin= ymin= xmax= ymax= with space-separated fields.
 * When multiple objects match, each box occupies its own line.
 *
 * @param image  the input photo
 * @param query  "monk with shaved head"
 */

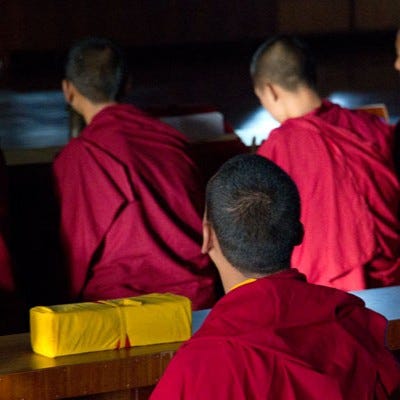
xmin=252 ymin=35 xmax=400 ymax=291
xmin=151 ymin=154 xmax=400 ymax=400
xmin=53 ymin=38 xmax=217 ymax=308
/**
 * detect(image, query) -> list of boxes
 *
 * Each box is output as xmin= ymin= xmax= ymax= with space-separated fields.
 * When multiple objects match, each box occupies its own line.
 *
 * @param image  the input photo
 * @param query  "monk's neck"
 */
xmin=218 ymin=263 xmax=266 ymax=294
xmin=81 ymin=101 xmax=117 ymax=124
xmin=282 ymin=87 xmax=322 ymax=121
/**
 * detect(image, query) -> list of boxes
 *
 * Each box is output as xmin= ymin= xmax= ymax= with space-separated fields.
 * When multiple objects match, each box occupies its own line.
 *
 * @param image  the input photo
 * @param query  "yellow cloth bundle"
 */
xmin=30 ymin=293 xmax=191 ymax=358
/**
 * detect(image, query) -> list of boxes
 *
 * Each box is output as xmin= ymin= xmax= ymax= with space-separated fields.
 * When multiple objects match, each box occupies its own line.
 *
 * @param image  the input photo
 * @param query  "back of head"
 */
xmin=250 ymin=35 xmax=317 ymax=91
xmin=206 ymin=154 xmax=302 ymax=275
xmin=65 ymin=37 xmax=126 ymax=103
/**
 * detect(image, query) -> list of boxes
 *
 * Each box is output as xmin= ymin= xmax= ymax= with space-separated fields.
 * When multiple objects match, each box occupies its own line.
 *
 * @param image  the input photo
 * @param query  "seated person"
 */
xmin=252 ymin=35 xmax=400 ymax=290
xmin=53 ymin=38 xmax=217 ymax=309
xmin=151 ymin=154 xmax=400 ymax=400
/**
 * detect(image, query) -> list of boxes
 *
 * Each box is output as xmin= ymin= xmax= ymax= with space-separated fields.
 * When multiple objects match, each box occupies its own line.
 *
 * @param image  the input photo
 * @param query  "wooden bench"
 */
xmin=0 ymin=311 xmax=207 ymax=399
xmin=0 ymin=333 xmax=181 ymax=400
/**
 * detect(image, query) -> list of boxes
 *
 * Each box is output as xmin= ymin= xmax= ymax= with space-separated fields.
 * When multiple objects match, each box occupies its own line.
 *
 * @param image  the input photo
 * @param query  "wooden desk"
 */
xmin=0 ymin=288 xmax=398 ymax=400
xmin=0 ymin=333 xmax=181 ymax=400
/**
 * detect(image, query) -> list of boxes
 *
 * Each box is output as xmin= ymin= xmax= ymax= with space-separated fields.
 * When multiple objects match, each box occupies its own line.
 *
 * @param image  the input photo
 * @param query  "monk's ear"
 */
xmin=201 ymin=221 xmax=213 ymax=254
xmin=266 ymin=83 xmax=279 ymax=102
xmin=254 ymin=83 xmax=268 ymax=100
xmin=254 ymin=82 xmax=278 ymax=105
xmin=62 ymin=79 xmax=74 ymax=104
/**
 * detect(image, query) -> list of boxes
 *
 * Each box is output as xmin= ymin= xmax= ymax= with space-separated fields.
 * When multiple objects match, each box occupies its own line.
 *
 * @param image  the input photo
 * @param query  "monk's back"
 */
xmin=258 ymin=100 xmax=400 ymax=290
xmin=151 ymin=271 xmax=400 ymax=399
xmin=316 ymin=100 xmax=395 ymax=163
xmin=54 ymin=104 xmax=216 ymax=309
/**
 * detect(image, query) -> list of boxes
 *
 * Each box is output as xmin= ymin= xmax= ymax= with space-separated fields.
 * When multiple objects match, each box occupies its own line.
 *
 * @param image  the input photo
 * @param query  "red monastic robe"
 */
xmin=151 ymin=269 xmax=400 ymax=400
xmin=258 ymin=100 xmax=400 ymax=290
xmin=53 ymin=104 xmax=216 ymax=309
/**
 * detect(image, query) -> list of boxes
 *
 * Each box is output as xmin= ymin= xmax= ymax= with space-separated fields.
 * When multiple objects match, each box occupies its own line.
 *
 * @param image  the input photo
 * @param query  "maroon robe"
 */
xmin=53 ymin=104 xmax=216 ymax=309
xmin=151 ymin=269 xmax=400 ymax=400
xmin=258 ymin=100 xmax=400 ymax=290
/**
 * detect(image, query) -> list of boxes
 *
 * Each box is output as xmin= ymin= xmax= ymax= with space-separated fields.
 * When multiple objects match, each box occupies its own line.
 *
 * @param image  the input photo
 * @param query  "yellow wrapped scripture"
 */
xmin=30 ymin=293 xmax=191 ymax=358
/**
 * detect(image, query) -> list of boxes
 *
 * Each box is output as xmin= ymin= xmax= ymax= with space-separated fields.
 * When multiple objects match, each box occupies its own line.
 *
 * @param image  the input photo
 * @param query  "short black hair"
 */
xmin=250 ymin=35 xmax=317 ymax=91
xmin=205 ymin=154 xmax=302 ymax=275
xmin=65 ymin=37 xmax=127 ymax=103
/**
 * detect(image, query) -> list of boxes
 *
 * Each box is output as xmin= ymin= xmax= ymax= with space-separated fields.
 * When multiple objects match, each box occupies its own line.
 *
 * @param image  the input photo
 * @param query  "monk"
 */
xmin=53 ymin=38 xmax=217 ymax=309
xmin=252 ymin=35 xmax=400 ymax=291
xmin=151 ymin=154 xmax=400 ymax=399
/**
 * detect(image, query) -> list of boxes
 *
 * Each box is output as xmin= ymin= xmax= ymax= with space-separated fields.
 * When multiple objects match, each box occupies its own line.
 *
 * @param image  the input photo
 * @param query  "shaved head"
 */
xmin=250 ymin=35 xmax=317 ymax=91
xmin=65 ymin=37 xmax=127 ymax=103
xmin=205 ymin=154 xmax=302 ymax=275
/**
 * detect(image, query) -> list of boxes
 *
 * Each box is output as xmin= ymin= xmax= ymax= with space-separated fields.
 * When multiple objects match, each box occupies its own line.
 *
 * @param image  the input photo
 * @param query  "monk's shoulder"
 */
xmin=53 ymin=135 xmax=105 ymax=179
xmin=258 ymin=117 xmax=323 ymax=161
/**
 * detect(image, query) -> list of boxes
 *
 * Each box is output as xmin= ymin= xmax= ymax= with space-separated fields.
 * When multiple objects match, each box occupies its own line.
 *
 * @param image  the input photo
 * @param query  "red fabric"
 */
xmin=146 ymin=104 xmax=248 ymax=180
xmin=151 ymin=269 xmax=400 ymax=400
xmin=257 ymin=100 xmax=400 ymax=290
xmin=53 ymin=104 xmax=217 ymax=309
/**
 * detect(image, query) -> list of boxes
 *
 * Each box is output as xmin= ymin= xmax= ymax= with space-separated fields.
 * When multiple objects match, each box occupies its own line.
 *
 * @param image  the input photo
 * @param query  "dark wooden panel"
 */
xmin=354 ymin=0 xmax=400 ymax=31
xmin=1 ymin=1 xmax=277 ymax=52
xmin=74 ymin=388 xmax=154 ymax=400
xmin=277 ymin=0 xmax=351 ymax=33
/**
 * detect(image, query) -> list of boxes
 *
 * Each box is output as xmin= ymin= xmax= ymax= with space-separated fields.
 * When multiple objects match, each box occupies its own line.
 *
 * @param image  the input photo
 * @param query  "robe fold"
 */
xmin=151 ymin=269 xmax=400 ymax=400
xmin=258 ymin=100 xmax=400 ymax=290
xmin=53 ymin=104 xmax=216 ymax=309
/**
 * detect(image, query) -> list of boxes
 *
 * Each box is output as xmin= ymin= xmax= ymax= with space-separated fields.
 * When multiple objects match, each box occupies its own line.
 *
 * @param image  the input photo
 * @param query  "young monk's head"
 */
xmin=62 ymin=38 xmax=127 ymax=123
xmin=65 ymin=37 xmax=126 ymax=103
xmin=394 ymin=30 xmax=400 ymax=72
xmin=251 ymin=35 xmax=317 ymax=92
xmin=250 ymin=35 xmax=320 ymax=122
xmin=202 ymin=154 xmax=303 ymax=291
